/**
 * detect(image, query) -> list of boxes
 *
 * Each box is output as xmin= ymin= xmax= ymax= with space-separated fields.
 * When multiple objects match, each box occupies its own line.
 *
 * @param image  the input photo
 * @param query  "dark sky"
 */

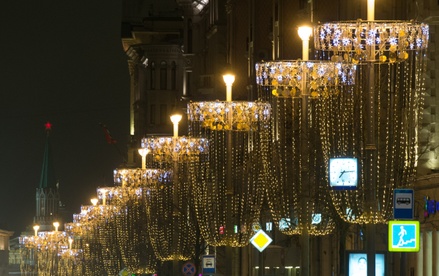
xmin=0 ymin=1 xmax=130 ymax=236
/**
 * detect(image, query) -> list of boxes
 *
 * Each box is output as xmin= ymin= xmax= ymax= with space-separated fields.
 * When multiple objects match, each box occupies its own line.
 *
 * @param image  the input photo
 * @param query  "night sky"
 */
xmin=0 ymin=1 xmax=130 ymax=236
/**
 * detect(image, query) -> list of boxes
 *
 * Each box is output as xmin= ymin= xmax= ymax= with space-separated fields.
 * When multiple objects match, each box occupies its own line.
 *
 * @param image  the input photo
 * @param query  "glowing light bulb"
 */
xmin=223 ymin=74 xmax=235 ymax=101
xmin=170 ymin=114 xmax=182 ymax=137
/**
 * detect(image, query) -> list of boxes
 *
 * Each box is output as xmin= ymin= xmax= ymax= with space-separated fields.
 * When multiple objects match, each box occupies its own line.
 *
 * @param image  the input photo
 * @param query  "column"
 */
xmin=416 ymin=233 xmax=423 ymax=275
xmin=433 ymin=231 xmax=439 ymax=276
xmin=423 ymin=231 xmax=432 ymax=276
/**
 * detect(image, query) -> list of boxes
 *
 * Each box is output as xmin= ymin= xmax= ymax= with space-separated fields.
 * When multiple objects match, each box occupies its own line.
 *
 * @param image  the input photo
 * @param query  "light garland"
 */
xmin=77 ymin=202 xmax=122 ymax=275
xmin=187 ymin=101 xmax=271 ymax=131
xmin=96 ymin=185 xmax=158 ymax=274
xmin=113 ymin=168 xmax=172 ymax=187
xmin=141 ymin=136 xmax=208 ymax=164
xmin=319 ymin=59 xmax=427 ymax=224
xmin=58 ymin=245 xmax=83 ymax=276
xmin=255 ymin=60 xmax=356 ymax=98
xmin=20 ymin=230 xmax=71 ymax=275
xmin=315 ymin=20 xmax=429 ymax=63
xmin=255 ymin=60 xmax=356 ymax=235
xmin=187 ymin=99 xmax=271 ymax=246
xmin=314 ymin=18 xmax=429 ymax=224
xmin=140 ymin=135 xmax=206 ymax=260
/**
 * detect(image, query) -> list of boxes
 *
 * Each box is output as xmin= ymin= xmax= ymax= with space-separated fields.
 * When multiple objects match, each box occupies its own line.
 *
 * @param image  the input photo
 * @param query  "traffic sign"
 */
xmin=182 ymin=261 xmax=196 ymax=276
xmin=393 ymin=189 xmax=414 ymax=219
xmin=388 ymin=220 xmax=420 ymax=252
xmin=250 ymin=229 xmax=272 ymax=252
xmin=202 ymin=255 xmax=215 ymax=274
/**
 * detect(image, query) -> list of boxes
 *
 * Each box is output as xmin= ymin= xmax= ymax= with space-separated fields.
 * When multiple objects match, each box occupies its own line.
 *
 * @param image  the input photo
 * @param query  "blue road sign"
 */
xmin=393 ymin=189 xmax=414 ymax=219
xmin=202 ymin=255 xmax=216 ymax=274
xmin=388 ymin=220 xmax=420 ymax=252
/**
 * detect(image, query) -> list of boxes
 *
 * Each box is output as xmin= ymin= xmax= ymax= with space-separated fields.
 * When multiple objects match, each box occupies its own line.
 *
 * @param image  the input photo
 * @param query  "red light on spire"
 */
xmin=45 ymin=122 xmax=52 ymax=130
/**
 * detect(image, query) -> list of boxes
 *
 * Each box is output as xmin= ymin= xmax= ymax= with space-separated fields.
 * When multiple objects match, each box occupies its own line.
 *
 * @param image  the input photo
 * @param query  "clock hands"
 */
xmin=339 ymin=170 xmax=355 ymax=178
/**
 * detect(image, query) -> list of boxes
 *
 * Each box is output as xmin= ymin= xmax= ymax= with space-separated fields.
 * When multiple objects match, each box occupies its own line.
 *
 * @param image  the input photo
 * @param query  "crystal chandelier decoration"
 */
xmin=57 ymin=235 xmax=83 ymax=276
xmin=74 ymin=201 xmax=122 ymax=275
xmin=140 ymin=115 xmax=208 ymax=259
xmin=255 ymin=57 xmax=356 ymax=235
xmin=20 ymin=226 xmax=40 ymax=276
xmin=70 ymin=209 xmax=105 ymax=276
xmin=314 ymin=10 xmax=429 ymax=223
xmin=187 ymin=75 xmax=271 ymax=246
xmin=20 ymin=223 xmax=71 ymax=276
xmin=110 ymin=168 xmax=165 ymax=273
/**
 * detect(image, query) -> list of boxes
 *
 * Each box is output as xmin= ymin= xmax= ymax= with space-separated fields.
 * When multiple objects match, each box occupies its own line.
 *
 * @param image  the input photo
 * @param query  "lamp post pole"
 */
xmin=170 ymin=114 xmax=183 ymax=276
xmin=365 ymin=3 xmax=376 ymax=275
xmin=298 ymin=26 xmax=313 ymax=276
xmin=223 ymin=73 xmax=236 ymax=276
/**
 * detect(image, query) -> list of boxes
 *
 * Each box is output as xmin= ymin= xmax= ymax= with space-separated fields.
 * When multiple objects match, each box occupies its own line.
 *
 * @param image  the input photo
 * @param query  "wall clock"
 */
xmin=329 ymin=157 xmax=358 ymax=190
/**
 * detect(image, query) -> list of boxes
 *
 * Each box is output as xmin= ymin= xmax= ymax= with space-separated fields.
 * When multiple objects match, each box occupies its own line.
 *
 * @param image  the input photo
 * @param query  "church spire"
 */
xmin=39 ymin=122 xmax=57 ymax=189
xmin=34 ymin=122 xmax=60 ymax=231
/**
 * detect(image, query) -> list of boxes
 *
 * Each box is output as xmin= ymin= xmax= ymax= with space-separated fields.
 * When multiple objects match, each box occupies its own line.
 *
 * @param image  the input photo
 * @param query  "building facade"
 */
xmin=121 ymin=0 xmax=439 ymax=275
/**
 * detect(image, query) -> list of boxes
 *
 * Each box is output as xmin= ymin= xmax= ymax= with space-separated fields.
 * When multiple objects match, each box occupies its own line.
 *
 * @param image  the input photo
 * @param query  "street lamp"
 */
xmin=53 ymin=221 xmax=60 ymax=232
xmin=90 ymin=198 xmax=98 ymax=206
xmin=223 ymin=73 xmax=235 ymax=101
xmin=187 ymin=73 xmax=271 ymax=248
xmin=367 ymin=0 xmax=374 ymax=21
xmin=170 ymin=114 xmax=182 ymax=138
xmin=298 ymin=26 xmax=312 ymax=61
xmin=33 ymin=225 xmax=39 ymax=237
xmin=139 ymin=115 xmax=207 ymax=265
xmin=138 ymin=148 xmax=150 ymax=169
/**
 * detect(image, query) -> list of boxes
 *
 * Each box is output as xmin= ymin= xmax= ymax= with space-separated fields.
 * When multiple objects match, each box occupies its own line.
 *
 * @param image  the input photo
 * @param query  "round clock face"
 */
xmin=329 ymin=158 xmax=358 ymax=189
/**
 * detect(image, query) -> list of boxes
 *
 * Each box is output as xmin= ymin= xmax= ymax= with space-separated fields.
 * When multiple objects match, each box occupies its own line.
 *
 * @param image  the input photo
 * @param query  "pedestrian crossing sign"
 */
xmin=388 ymin=220 xmax=420 ymax=252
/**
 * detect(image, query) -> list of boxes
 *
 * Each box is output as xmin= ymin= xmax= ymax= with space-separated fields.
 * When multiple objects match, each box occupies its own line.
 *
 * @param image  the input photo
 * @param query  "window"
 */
xmin=171 ymin=61 xmax=177 ymax=90
xmin=150 ymin=104 xmax=156 ymax=124
xmin=150 ymin=61 xmax=156 ymax=90
xmin=160 ymin=61 xmax=167 ymax=90
xmin=160 ymin=104 xmax=168 ymax=125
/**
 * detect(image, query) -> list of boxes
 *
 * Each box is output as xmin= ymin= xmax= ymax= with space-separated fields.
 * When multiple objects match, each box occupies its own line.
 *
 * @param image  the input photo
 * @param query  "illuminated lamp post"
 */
xmin=33 ymin=225 xmax=39 ymax=237
xmin=187 ymin=72 xmax=271 ymax=276
xmin=255 ymin=24 xmax=357 ymax=275
xmin=112 ymin=167 xmax=171 ymax=275
xmin=298 ymin=26 xmax=312 ymax=61
xmin=313 ymin=2 xmax=428 ymax=274
xmin=140 ymin=114 xmax=207 ymax=276
xmin=53 ymin=221 xmax=60 ymax=232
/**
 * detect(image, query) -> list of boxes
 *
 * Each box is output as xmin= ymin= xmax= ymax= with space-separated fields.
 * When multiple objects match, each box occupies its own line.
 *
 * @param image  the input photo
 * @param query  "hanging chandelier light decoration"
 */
xmin=113 ymin=167 xmax=170 ymax=187
xmin=255 ymin=56 xmax=356 ymax=235
xmin=19 ymin=225 xmax=41 ymax=275
xmin=313 ymin=10 xmax=429 ymax=224
xmin=36 ymin=230 xmax=69 ymax=276
xmin=315 ymin=20 xmax=429 ymax=63
xmin=70 ymin=209 xmax=107 ymax=276
xmin=20 ymin=223 xmax=71 ymax=276
xmin=77 ymin=198 xmax=123 ymax=276
xmin=140 ymin=115 xmax=208 ymax=260
xmin=57 ymin=235 xmax=83 ymax=276
xmin=110 ymin=168 xmax=165 ymax=274
xmin=187 ymin=74 xmax=271 ymax=247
